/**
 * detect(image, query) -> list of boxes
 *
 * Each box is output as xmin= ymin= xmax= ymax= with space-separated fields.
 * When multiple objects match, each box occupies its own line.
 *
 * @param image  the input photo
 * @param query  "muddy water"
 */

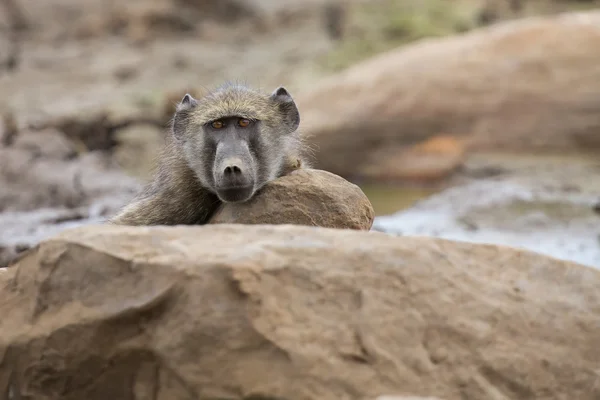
xmin=364 ymin=152 xmax=600 ymax=217
xmin=359 ymin=184 xmax=441 ymax=216
xmin=370 ymin=152 xmax=600 ymax=269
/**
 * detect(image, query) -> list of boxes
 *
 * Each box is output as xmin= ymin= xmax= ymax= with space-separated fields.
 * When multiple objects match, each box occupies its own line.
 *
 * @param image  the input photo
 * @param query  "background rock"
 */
xmin=296 ymin=11 xmax=600 ymax=180
xmin=359 ymin=135 xmax=467 ymax=184
xmin=112 ymin=124 xmax=166 ymax=180
xmin=209 ymin=169 xmax=375 ymax=230
xmin=1 ymin=224 xmax=600 ymax=400
xmin=0 ymin=129 xmax=141 ymax=267
xmin=0 ymin=134 xmax=139 ymax=213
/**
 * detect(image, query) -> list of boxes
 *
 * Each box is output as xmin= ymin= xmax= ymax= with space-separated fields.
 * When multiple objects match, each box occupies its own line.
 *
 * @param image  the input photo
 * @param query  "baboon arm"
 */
xmin=108 ymin=188 xmax=220 ymax=226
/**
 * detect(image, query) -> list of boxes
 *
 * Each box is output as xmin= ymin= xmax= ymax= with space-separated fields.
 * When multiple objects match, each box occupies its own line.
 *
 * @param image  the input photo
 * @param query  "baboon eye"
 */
xmin=211 ymin=120 xmax=224 ymax=129
xmin=238 ymin=118 xmax=250 ymax=127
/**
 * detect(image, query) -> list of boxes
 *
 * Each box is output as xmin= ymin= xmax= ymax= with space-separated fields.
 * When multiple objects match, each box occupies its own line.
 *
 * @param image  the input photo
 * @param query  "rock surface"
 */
xmin=1 ymin=224 xmax=600 ymax=400
xmin=373 ymin=158 xmax=600 ymax=268
xmin=296 ymin=11 xmax=600 ymax=180
xmin=0 ymin=130 xmax=140 ymax=213
xmin=0 ymin=129 xmax=141 ymax=267
xmin=209 ymin=168 xmax=375 ymax=230
xmin=359 ymin=135 xmax=467 ymax=184
xmin=377 ymin=397 xmax=445 ymax=400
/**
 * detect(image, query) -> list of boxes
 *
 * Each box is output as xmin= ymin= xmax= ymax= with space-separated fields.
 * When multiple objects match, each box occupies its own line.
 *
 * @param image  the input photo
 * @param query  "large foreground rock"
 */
xmin=296 ymin=11 xmax=600 ymax=180
xmin=1 ymin=224 xmax=600 ymax=400
xmin=209 ymin=169 xmax=375 ymax=230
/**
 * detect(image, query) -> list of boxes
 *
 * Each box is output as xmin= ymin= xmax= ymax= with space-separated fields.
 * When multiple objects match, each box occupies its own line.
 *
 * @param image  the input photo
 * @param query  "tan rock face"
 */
xmin=296 ymin=11 xmax=600 ymax=180
xmin=2 ymin=224 xmax=600 ymax=400
xmin=377 ymin=397 xmax=445 ymax=400
xmin=209 ymin=168 xmax=375 ymax=230
xmin=360 ymin=135 xmax=467 ymax=184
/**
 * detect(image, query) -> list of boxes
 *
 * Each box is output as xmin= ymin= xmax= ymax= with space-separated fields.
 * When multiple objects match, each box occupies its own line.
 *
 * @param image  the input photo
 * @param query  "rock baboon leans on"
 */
xmin=109 ymin=83 xmax=309 ymax=226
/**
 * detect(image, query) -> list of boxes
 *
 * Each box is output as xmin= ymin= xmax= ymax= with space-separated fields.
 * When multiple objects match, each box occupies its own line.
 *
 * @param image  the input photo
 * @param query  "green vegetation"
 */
xmin=319 ymin=0 xmax=600 ymax=72
xmin=320 ymin=0 xmax=479 ymax=72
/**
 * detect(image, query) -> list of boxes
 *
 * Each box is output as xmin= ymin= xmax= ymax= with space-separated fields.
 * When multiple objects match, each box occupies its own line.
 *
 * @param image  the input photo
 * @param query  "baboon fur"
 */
xmin=109 ymin=82 xmax=309 ymax=226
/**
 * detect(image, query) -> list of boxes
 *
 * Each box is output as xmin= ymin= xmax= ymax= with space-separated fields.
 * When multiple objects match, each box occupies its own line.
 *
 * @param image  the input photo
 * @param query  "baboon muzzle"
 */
xmin=213 ymin=142 xmax=255 ymax=203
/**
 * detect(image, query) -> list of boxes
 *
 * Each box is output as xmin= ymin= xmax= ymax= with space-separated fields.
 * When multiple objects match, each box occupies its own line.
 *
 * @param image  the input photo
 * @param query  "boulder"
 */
xmin=295 ymin=11 xmax=600 ymax=181
xmin=359 ymin=135 xmax=466 ymax=184
xmin=377 ymin=397 xmax=445 ymax=400
xmin=209 ymin=168 xmax=375 ymax=230
xmin=1 ymin=224 xmax=600 ymax=400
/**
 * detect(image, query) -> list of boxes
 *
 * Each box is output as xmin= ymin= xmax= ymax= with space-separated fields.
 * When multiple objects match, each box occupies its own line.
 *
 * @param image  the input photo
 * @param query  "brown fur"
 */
xmin=109 ymin=83 xmax=309 ymax=226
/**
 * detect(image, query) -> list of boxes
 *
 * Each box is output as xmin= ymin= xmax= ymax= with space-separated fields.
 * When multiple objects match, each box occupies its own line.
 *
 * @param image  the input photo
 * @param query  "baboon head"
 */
xmin=172 ymin=83 xmax=301 ymax=203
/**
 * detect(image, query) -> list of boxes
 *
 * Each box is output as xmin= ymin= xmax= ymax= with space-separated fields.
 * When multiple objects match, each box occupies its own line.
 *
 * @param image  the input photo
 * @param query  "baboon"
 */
xmin=109 ymin=83 xmax=308 ymax=226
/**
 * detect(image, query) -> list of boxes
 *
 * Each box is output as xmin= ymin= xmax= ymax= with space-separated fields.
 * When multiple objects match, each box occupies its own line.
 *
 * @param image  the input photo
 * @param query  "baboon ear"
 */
xmin=173 ymin=93 xmax=197 ymax=140
xmin=177 ymin=93 xmax=198 ymax=110
xmin=270 ymin=86 xmax=300 ymax=133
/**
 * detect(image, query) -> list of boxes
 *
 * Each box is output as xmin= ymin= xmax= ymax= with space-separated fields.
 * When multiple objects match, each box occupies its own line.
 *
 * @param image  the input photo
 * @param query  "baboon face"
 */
xmin=172 ymin=85 xmax=300 ymax=203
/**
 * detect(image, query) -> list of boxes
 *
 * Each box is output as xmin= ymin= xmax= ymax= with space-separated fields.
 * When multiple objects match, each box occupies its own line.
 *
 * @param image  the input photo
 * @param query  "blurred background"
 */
xmin=1 ymin=0 xmax=599 ymax=268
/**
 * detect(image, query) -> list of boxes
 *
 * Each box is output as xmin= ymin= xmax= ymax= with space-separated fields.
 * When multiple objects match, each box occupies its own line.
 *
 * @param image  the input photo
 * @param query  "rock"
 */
xmin=0 ymin=244 xmax=29 ymax=270
xmin=373 ymin=162 xmax=600 ymax=268
xmin=21 ymin=0 xmax=260 ymax=42
xmin=377 ymin=397 xmax=445 ymax=400
xmin=296 ymin=11 xmax=600 ymax=181
xmin=360 ymin=135 xmax=466 ymax=184
xmin=0 ymin=144 xmax=139 ymax=214
xmin=0 ymin=129 xmax=141 ymax=267
xmin=33 ymin=112 xmax=163 ymax=153
xmin=112 ymin=124 xmax=165 ymax=180
xmin=209 ymin=169 xmax=375 ymax=230
xmin=1 ymin=112 xmax=18 ymax=147
xmin=11 ymin=128 xmax=78 ymax=160
xmin=173 ymin=0 xmax=258 ymax=22
xmin=593 ymin=200 xmax=600 ymax=215
xmin=1 ymin=224 xmax=600 ymax=399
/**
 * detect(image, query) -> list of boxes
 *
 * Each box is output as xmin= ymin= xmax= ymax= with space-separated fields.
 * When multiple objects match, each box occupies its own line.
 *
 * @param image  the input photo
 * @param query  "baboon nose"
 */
xmin=223 ymin=165 xmax=242 ymax=175
xmin=217 ymin=157 xmax=250 ymax=188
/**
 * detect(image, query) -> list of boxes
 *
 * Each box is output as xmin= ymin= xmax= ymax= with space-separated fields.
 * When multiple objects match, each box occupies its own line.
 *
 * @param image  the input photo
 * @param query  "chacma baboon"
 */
xmin=109 ymin=83 xmax=309 ymax=226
